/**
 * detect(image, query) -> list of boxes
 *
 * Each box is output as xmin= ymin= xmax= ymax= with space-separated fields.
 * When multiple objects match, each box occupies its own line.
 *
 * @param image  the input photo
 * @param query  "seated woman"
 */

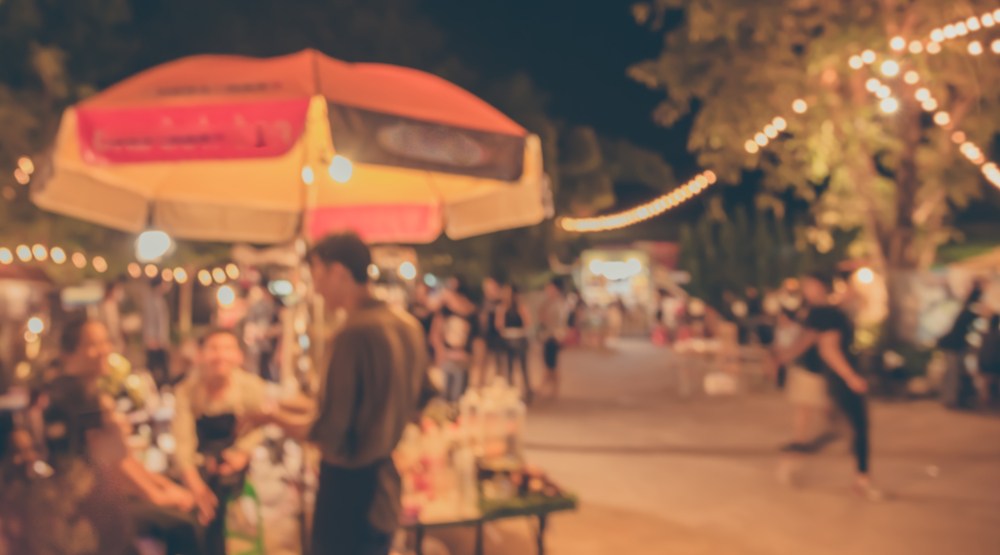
xmin=173 ymin=328 xmax=272 ymax=555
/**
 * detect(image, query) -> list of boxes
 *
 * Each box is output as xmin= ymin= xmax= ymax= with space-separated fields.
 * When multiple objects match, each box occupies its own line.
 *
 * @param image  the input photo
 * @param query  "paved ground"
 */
xmin=428 ymin=339 xmax=1000 ymax=555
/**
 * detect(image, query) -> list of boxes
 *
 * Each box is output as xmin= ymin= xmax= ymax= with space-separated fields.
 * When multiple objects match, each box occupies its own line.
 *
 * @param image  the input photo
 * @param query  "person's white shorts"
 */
xmin=786 ymin=366 xmax=830 ymax=408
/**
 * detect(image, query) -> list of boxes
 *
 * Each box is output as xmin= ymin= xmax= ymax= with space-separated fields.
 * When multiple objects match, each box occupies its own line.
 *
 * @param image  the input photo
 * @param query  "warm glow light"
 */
xmin=745 ymin=140 xmax=760 ymax=154
xmin=328 ymin=155 xmax=353 ymax=184
xmin=763 ymin=124 xmax=778 ymax=139
xmin=848 ymin=55 xmax=864 ymax=69
xmin=903 ymin=71 xmax=919 ymax=85
xmin=773 ymin=117 xmax=787 ymax=131
xmin=13 ymin=168 xmax=29 ymax=185
xmin=212 ymin=268 xmax=226 ymax=284
xmin=992 ymin=39 xmax=1000 ymax=54
xmin=216 ymin=285 xmax=236 ymax=307
xmin=16 ymin=245 xmax=31 ymax=262
xmin=398 ymin=261 xmax=417 ymax=281
xmin=915 ymin=88 xmax=931 ymax=101
xmin=927 ymin=42 xmax=942 ymax=54
xmin=174 ymin=268 xmax=189 ymax=284
xmin=144 ymin=264 xmax=159 ymax=279
xmin=754 ymin=133 xmax=768 ymax=146
xmin=368 ymin=264 xmax=381 ymax=280
xmin=909 ymin=41 xmax=924 ymax=54
xmin=31 ymin=244 xmax=47 ymax=261
xmin=27 ymin=317 xmax=44 ymax=335
xmin=930 ymin=29 xmax=945 ymax=42
xmin=92 ymin=256 xmax=108 ymax=273
xmin=968 ymin=41 xmax=984 ymax=55
xmin=127 ymin=262 xmax=142 ymax=278
xmin=934 ymin=112 xmax=951 ymax=126
xmin=0 ymin=248 xmax=12 ymax=265
xmin=865 ymin=78 xmax=881 ymax=92
xmin=880 ymin=97 xmax=900 ymax=114
xmin=301 ymin=166 xmax=315 ymax=185
xmin=890 ymin=36 xmax=906 ymax=51
xmin=136 ymin=230 xmax=172 ymax=262
xmin=161 ymin=268 xmax=174 ymax=282
xmin=861 ymin=50 xmax=876 ymax=64
xmin=17 ymin=157 xmax=34 ymax=175
xmin=984 ymin=14 xmax=996 ymax=28
xmin=955 ymin=22 xmax=968 ymax=36
xmin=792 ymin=99 xmax=808 ymax=113
xmin=198 ymin=270 xmax=213 ymax=286
xmin=71 ymin=252 xmax=87 ymax=269
xmin=880 ymin=60 xmax=900 ymax=77
xmin=922 ymin=99 xmax=939 ymax=111
xmin=856 ymin=267 xmax=875 ymax=285
xmin=951 ymin=131 xmax=967 ymax=144
xmin=50 ymin=247 xmax=66 ymax=264
xmin=225 ymin=263 xmax=240 ymax=280
xmin=944 ymin=25 xmax=957 ymax=39
xmin=876 ymin=86 xmax=892 ymax=99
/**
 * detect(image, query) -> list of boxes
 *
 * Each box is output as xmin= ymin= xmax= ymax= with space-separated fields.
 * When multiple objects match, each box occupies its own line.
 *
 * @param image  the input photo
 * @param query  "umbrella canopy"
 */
xmin=33 ymin=50 xmax=549 ymax=244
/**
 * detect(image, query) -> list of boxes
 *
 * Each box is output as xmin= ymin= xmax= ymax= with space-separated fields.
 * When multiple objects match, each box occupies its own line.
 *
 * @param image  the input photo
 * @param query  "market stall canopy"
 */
xmin=33 ymin=49 xmax=550 ymax=244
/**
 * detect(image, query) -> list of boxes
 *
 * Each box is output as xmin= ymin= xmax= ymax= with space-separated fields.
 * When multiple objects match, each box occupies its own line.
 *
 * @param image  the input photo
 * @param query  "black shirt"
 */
xmin=799 ymin=306 xmax=855 ymax=375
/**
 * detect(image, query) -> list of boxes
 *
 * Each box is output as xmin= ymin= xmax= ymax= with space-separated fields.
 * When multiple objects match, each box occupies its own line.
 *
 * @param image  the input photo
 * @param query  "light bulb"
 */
xmin=368 ymin=265 xmax=381 ymax=280
xmin=31 ymin=244 xmax=47 ymax=261
xmin=225 ymin=263 xmax=240 ymax=280
xmin=17 ymin=156 xmax=34 ymax=175
xmin=773 ymin=117 xmax=788 ymax=131
xmin=754 ymin=133 xmax=768 ymax=146
xmin=968 ymin=16 xmax=981 ymax=31
xmin=849 ymin=56 xmax=864 ymax=69
xmin=764 ymin=124 xmax=778 ymax=138
xmin=144 ymin=264 xmax=158 ymax=278
xmin=880 ymin=60 xmax=900 ymax=77
xmin=216 ymin=285 xmax=236 ymax=307
xmin=0 ymin=248 xmax=12 ymax=265
xmin=136 ymin=230 xmax=172 ymax=263
xmin=198 ymin=270 xmax=213 ymax=286
xmin=16 ymin=245 xmax=31 ymax=262
xmin=908 ymin=41 xmax=924 ymax=54
xmin=71 ymin=253 xmax=87 ymax=269
xmin=92 ymin=256 xmax=108 ymax=273
xmin=927 ymin=42 xmax=942 ymax=54
xmin=174 ymin=268 xmax=189 ymax=284
xmin=933 ymin=111 xmax=951 ymax=126
xmin=161 ymin=268 xmax=174 ymax=282
xmin=745 ymin=140 xmax=759 ymax=154
xmin=856 ymin=268 xmax=875 ymax=285
xmin=792 ymin=99 xmax=808 ymax=113
xmin=984 ymin=14 xmax=996 ymax=28
xmin=50 ymin=247 xmax=66 ymax=264
xmin=890 ymin=36 xmax=906 ymax=51
xmin=27 ymin=317 xmax=44 ymax=335
xmin=992 ymin=39 xmax=1000 ymax=54
xmin=915 ymin=88 xmax=931 ymax=101
xmin=861 ymin=50 xmax=876 ymax=64
xmin=922 ymin=99 xmax=938 ymax=112
xmin=955 ymin=22 xmax=968 ymax=36
xmin=876 ymin=86 xmax=892 ymax=99
xmin=398 ymin=261 xmax=417 ymax=281
xmin=212 ymin=268 xmax=226 ymax=284
xmin=903 ymin=71 xmax=919 ymax=85
xmin=866 ymin=78 xmax=881 ymax=92
xmin=944 ymin=25 xmax=957 ymax=39
xmin=968 ymin=41 xmax=983 ymax=55
xmin=951 ymin=131 xmax=967 ymax=144
xmin=328 ymin=155 xmax=353 ymax=184
xmin=880 ymin=97 xmax=900 ymax=114
xmin=930 ymin=29 xmax=945 ymax=42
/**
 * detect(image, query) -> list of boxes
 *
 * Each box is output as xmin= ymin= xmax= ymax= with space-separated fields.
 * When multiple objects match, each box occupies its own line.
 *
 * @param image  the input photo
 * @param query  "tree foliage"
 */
xmin=632 ymin=0 xmax=1000 ymax=272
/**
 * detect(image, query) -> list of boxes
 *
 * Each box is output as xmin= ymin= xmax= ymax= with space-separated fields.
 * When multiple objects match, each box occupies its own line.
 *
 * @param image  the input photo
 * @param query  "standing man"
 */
xmin=537 ymin=279 xmax=566 ymax=398
xmin=144 ymin=275 xmax=173 ymax=387
xmin=258 ymin=232 xmax=432 ymax=555
xmin=172 ymin=328 xmax=271 ymax=555
xmin=773 ymin=273 xmax=880 ymax=500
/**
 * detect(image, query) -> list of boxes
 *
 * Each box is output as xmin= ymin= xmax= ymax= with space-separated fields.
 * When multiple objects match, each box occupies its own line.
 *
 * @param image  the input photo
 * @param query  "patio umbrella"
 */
xmin=32 ymin=49 xmax=549 ymax=244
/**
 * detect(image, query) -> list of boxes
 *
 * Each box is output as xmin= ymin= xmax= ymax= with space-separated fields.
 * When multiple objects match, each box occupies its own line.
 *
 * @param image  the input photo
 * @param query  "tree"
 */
xmin=631 ymin=0 xmax=1000 ymax=344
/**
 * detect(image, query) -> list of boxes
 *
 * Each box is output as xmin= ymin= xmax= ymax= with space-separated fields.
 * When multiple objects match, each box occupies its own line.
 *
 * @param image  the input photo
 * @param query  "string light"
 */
xmin=0 ymin=248 xmax=12 ymax=265
xmin=13 ymin=169 xmax=29 ymax=185
xmin=212 ymin=268 xmax=227 ymax=284
xmin=50 ymin=247 xmax=66 ymax=264
xmin=903 ymin=71 xmax=919 ymax=85
xmin=880 ymin=97 xmax=900 ymax=114
xmin=849 ymin=55 xmax=864 ymax=69
xmin=865 ymin=78 xmax=882 ymax=92
xmin=16 ymin=157 xmax=34 ymax=175
xmin=927 ymin=42 xmax=942 ymax=54
xmin=560 ymin=171 xmax=718 ymax=233
xmin=915 ymin=88 xmax=931 ymax=102
xmin=754 ymin=132 xmax=768 ymax=146
xmin=773 ymin=117 xmax=788 ymax=131
xmin=31 ymin=244 xmax=47 ymax=261
xmin=128 ymin=262 xmax=142 ymax=278
xmin=992 ymin=39 xmax=1000 ymax=54
xmin=968 ymin=16 xmax=982 ymax=32
xmin=198 ymin=270 xmax=213 ymax=286
xmin=144 ymin=264 xmax=159 ymax=278
xmin=174 ymin=268 xmax=189 ymax=284
xmin=792 ymin=99 xmax=808 ymax=113
xmin=16 ymin=245 xmax=31 ymax=262
xmin=934 ymin=111 xmax=951 ymax=126
xmin=922 ymin=98 xmax=939 ymax=112
xmin=161 ymin=268 xmax=174 ymax=282
xmin=71 ymin=253 xmax=87 ymax=269
xmin=909 ymin=41 xmax=924 ymax=54
xmin=930 ymin=29 xmax=945 ymax=43
xmin=968 ymin=41 xmax=984 ymax=56
xmin=951 ymin=131 xmax=967 ymax=144
xmin=876 ymin=86 xmax=892 ymax=99
xmin=225 ymin=263 xmax=240 ymax=280
xmin=861 ymin=50 xmax=876 ymax=64
xmin=92 ymin=256 xmax=108 ymax=273
xmin=929 ymin=9 xmax=1000 ymax=45
xmin=744 ymin=140 xmax=760 ymax=154
xmin=880 ymin=60 xmax=900 ymax=77
xmin=890 ymin=36 xmax=906 ymax=51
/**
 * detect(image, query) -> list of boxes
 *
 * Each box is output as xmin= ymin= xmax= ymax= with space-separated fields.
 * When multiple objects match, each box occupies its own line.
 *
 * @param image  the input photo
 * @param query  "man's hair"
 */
xmin=198 ymin=327 xmax=244 ymax=350
xmin=308 ymin=232 xmax=372 ymax=284
xmin=60 ymin=317 xmax=93 ymax=355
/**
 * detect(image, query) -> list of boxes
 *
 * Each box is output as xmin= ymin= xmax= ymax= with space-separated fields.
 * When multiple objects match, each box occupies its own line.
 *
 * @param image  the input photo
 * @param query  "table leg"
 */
xmin=537 ymin=514 xmax=548 ymax=555
xmin=415 ymin=526 xmax=424 ymax=555
xmin=475 ymin=520 xmax=485 ymax=555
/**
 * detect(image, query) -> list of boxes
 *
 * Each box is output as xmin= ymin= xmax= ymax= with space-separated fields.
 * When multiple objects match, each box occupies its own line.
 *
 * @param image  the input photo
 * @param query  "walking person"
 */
xmin=431 ymin=278 xmax=479 ymax=402
xmin=253 ymin=232 xmax=433 ymax=555
xmin=538 ymin=279 xmax=566 ymax=399
xmin=937 ymin=279 xmax=985 ymax=409
xmin=773 ymin=273 xmax=880 ymax=500
xmin=144 ymin=275 xmax=173 ymax=387
xmin=496 ymin=284 xmax=533 ymax=404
